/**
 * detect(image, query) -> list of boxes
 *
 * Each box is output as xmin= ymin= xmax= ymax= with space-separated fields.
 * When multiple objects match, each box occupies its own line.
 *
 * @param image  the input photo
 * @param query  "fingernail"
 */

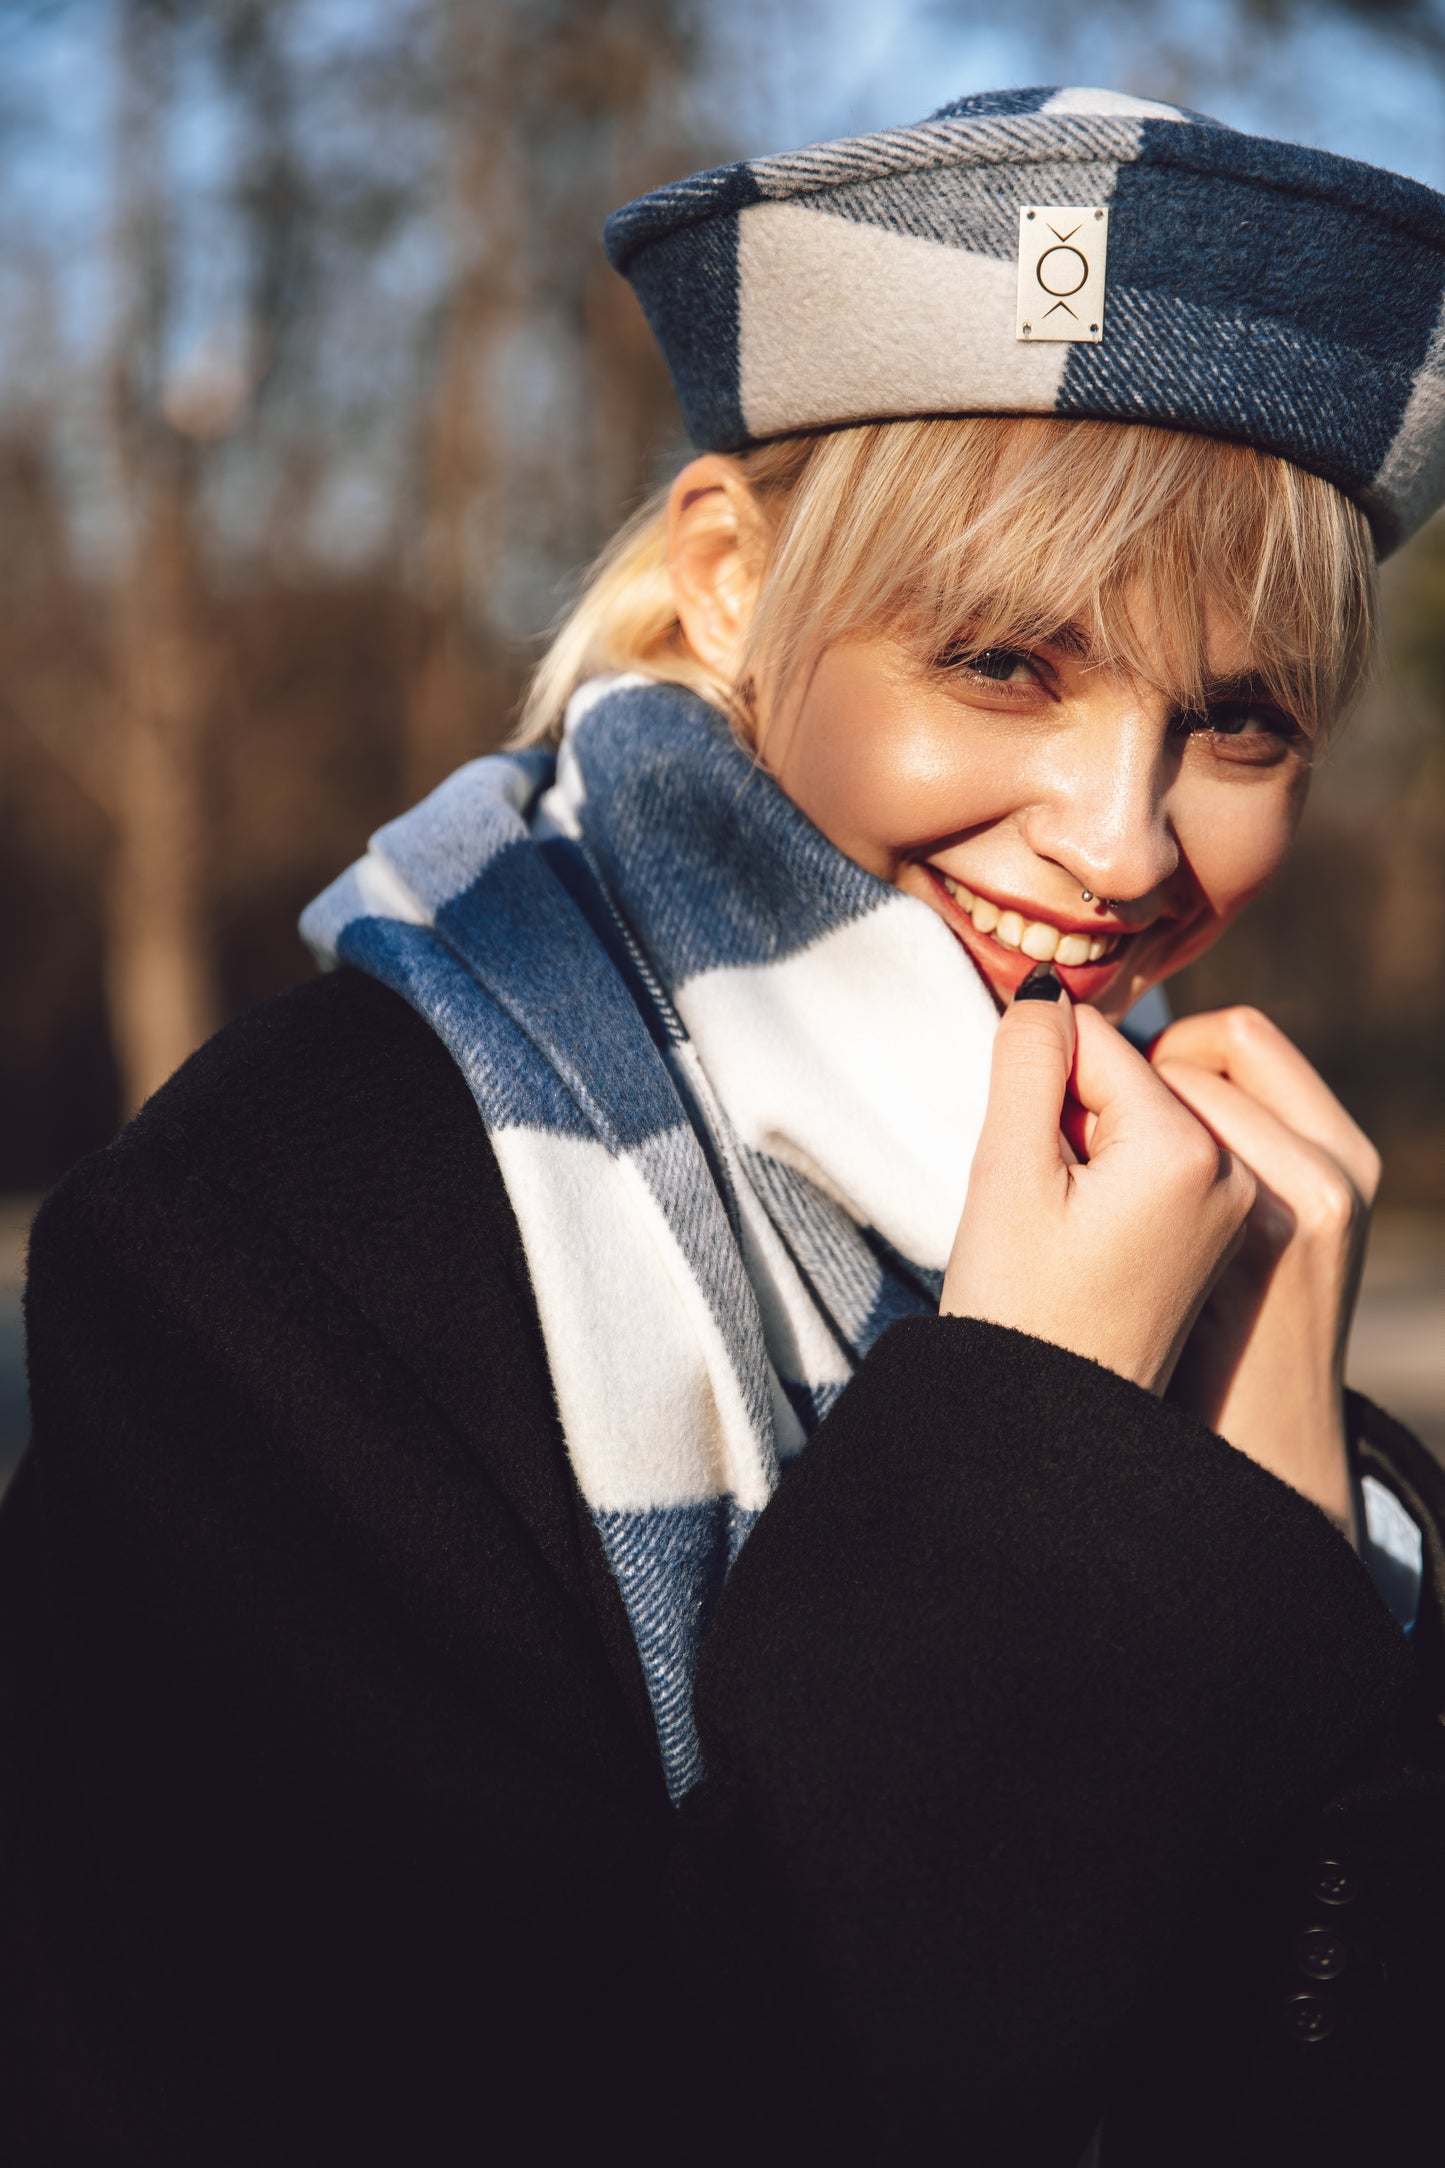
xmin=1013 ymin=961 xmax=1064 ymax=1004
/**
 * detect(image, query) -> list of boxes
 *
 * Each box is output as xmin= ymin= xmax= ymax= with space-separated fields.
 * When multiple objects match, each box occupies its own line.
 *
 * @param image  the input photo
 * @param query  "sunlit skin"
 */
xmin=666 ymin=453 xmax=1376 ymax=1538
xmin=755 ymin=632 xmax=1312 ymax=1024
xmin=663 ymin=453 xmax=1312 ymax=1022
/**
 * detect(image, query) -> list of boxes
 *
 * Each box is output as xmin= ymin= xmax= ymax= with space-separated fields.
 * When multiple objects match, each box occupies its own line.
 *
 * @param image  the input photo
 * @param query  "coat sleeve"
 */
xmin=1 ymin=1109 xmax=1419 ymax=2168
xmin=669 ymin=1317 xmax=1418 ymax=2163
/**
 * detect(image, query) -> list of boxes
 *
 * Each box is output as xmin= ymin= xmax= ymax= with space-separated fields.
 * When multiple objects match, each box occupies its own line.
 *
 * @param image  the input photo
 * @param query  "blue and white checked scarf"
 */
xmin=302 ymin=678 xmax=998 ymax=1798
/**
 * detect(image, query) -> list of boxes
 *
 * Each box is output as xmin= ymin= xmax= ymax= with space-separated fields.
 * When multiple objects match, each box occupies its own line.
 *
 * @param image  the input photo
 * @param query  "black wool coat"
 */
xmin=4 ymin=967 xmax=1445 ymax=2167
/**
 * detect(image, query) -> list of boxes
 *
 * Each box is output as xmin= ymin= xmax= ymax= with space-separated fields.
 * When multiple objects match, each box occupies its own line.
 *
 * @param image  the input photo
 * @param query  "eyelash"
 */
xmin=938 ymin=645 xmax=1034 ymax=683
xmin=937 ymin=646 xmax=1304 ymax=748
xmin=1168 ymin=704 xmax=1304 ymax=749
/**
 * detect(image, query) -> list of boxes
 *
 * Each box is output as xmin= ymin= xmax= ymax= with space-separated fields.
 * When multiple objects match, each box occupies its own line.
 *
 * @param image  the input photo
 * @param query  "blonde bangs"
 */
xmin=515 ymin=415 xmax=1376 ymax=747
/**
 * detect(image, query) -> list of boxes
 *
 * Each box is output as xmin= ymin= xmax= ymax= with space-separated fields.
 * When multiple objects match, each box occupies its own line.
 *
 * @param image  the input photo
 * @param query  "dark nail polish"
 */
xmin=1013 ymin=961 xmax=1064 ymax=1004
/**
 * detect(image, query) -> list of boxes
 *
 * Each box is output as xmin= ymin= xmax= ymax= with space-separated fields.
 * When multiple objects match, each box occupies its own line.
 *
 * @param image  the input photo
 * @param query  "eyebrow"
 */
xmin=1038 ymin=620 xmax=1092 ymax=658
xmin=1196 ymin=670 xmax=1285 ymax=708
xmin=1036 ymin=630 xmax=1289 ymax=713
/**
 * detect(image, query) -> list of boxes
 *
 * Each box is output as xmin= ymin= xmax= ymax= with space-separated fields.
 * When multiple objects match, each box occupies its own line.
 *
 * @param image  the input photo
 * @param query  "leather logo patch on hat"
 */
xmin=1016 ymin=207 xmax=1109 ymax=343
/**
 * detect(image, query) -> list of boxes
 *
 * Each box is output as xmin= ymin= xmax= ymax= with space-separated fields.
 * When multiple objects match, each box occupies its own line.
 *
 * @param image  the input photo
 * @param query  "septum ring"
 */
xmin=1081 ymin=888 xmax=1127 ymax=909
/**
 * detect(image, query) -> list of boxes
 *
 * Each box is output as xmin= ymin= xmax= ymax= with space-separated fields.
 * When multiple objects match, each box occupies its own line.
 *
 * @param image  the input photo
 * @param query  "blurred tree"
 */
xmin=105 ymin=0 xmax=220 ymax=1114
xmin=1389 ymin=512 xmax=1445 ymax=788
xmin=404 ymin=0 xmax=519 ymax=797
xmin=405 ymin=0 xmax=701 ymax=798
xmin=1237 ymin=0 xmax=1445 ymax=50
xmin=1 ymin=0 xmax=1443 ymax=1199
xmin=0 ymin=0 xmax=715 ymax=1164
xmin=0 ymin=409 xmax=119 ymax=1181
xmin=103 ymin=0 xmax=332 ymax=1111
xmin=927 ymin=0 xmax=1445 ymax=114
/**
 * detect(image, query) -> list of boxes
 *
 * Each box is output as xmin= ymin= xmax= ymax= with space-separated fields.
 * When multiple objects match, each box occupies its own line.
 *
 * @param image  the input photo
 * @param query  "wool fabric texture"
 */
xmin=604 ymin=84 xmax=1445 ymax=552
xmin=11 ymin=954 xmax=1434 ymax=2160
xmin=301 ymin=678 xmax=999 ymax=1798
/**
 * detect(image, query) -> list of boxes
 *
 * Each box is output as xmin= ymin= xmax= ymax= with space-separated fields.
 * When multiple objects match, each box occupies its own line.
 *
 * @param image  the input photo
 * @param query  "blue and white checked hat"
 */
xmin=605 ymin=86 xmax=1445 ymax=553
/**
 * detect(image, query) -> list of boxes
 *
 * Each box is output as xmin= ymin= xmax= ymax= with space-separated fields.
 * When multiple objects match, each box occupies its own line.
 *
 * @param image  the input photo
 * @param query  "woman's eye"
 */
xmin=1172 ymin=702 xmax=1303 ymax=755
xmin=1207 ymin=704 xmax=1283 ymax=737
xmin=939 ymin=645 xmax=1036 ymax=685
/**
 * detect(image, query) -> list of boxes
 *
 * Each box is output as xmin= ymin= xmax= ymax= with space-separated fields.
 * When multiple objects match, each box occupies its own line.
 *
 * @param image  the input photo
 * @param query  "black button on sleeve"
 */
xmin=1295 ymin=1926 xmax=1348 ymax=1982
xmin=1311 ymin=1860 xmax=1359 ymax=1906
xmin=1283 ymin=1991 xmax=1337 ymax=2043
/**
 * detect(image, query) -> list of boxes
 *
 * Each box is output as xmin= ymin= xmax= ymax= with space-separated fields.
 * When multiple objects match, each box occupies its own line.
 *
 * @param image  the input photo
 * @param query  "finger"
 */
xmin=1060 ymin=1088 xmax=1091 ymax=1162
xmin=1070 ymin=1013 xmax=1256 ymax=1230
xmin=975 ymin=972 xmax=1077 ymax=1186
xmin=1069 ymin=1002 xmax=1211 ymax=1158
xmin=1151 ymin=1008 xmax=1378 ymax=1201
xmin=1155 ymin=1058 xmax=1367 ymax=1229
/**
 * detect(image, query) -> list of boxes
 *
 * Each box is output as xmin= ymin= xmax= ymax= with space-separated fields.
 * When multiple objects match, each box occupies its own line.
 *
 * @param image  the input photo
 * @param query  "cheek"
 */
xmin=1177 ymin=766 xmax=1309 ymax=919
xmin=1110 ymin=766 xmax=1310 ymax=1017
xmin=776 ymin=700 xmax=1019 ymax=877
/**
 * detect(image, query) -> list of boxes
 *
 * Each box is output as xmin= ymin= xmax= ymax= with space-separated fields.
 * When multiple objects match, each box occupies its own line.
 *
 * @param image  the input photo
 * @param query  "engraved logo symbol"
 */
xmin=1037 ymin=240 xmax=1088 ymax=302
xmin=1016 ymin=207 xmax=1108 ymax=345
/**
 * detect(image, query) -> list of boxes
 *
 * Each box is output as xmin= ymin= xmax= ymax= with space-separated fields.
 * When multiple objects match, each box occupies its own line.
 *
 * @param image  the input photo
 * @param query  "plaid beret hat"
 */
xmin=605 ymin=86 xmax=1445 ymax=553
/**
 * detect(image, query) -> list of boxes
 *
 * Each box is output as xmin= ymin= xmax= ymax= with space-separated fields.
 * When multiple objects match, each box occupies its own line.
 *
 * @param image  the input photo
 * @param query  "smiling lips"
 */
xmin=936 ymin=872 xmax=1124 ymax=966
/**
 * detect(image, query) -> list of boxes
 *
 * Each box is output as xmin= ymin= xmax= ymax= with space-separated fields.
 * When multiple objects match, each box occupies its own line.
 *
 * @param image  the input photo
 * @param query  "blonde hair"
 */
xmin=514 ymin=415 xmax=1376 ymax=747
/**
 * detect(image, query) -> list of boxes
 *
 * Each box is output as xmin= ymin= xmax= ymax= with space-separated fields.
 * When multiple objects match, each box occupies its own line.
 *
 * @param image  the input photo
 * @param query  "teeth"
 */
xmin=1020 ymin=919 xmax=1059 ymax=962
xmin=936 ymin=871 xmax=1122 ymax=965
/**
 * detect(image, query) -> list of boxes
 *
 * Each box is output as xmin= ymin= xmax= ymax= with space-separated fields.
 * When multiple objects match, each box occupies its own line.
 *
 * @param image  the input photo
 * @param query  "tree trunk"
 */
xmin=104 ymin=471 xmax=218 ymax=1113
xmin=102 ymin=0 xmax=219 ymax=1116
xmin=403 ymin=0 xmax=518 ymax=803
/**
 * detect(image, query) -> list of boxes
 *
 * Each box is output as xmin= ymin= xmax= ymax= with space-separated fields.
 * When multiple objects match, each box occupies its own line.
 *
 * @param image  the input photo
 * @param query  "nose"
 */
xmin=1020 ymin=693 xmax=1180 ymax=908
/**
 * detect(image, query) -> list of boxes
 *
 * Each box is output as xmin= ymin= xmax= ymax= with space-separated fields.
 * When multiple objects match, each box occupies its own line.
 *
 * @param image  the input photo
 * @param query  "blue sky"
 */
xmin=5 ymin=0 xmax=1442 ymax=353
xmin=3 ymin=0 xmax=1440 ymax=573
xmin=7 ymin=0 xmax=1443 ymax=260
xmin=733 ymin=0 xmax=1445 ymax=188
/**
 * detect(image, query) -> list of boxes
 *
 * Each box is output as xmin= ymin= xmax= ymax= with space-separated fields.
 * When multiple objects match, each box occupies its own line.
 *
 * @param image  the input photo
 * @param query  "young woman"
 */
xmin=5 ymin=86 xmax=1445 ymax=2168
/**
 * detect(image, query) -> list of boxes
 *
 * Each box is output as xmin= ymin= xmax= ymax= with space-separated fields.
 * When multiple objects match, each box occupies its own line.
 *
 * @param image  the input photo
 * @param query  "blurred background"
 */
xmin=2 ymin=0 xmax=1444 ymax=1480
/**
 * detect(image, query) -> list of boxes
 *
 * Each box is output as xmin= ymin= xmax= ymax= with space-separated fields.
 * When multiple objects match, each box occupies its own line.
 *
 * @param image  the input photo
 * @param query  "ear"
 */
xmin=666 ymin=455 xmax=768 ymax=680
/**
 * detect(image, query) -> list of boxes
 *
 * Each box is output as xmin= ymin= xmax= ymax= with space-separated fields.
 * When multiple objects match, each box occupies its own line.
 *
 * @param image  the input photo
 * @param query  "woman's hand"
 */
xmin=942 ymin=979 xmax=1256 ymax=1395
xmin=1150 ymin=1007 xmax=1380 ymax=1541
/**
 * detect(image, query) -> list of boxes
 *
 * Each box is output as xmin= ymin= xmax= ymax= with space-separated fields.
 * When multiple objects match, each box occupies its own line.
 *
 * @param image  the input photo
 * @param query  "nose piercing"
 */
xmin=1082 ymin=888 xmax=1126 ymax=908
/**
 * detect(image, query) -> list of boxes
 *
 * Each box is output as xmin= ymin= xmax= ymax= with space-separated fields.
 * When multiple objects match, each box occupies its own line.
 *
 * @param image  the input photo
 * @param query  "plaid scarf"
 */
xmin=302 ymin=677 xmax=998 ymax=1798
